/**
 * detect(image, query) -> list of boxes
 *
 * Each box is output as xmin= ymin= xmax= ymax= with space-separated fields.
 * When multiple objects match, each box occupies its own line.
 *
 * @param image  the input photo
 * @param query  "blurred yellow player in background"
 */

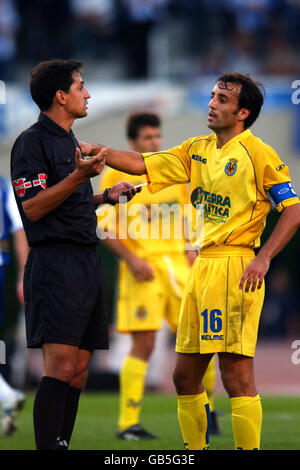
xmin=98 ymin=113 xmax=220 ymax=440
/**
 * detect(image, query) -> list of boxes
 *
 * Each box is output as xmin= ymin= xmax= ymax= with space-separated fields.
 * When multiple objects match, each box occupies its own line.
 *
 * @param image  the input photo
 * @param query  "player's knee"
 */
xmin=220 ymin=369 xmax=233 ymax=394
xmin=173 ymin=368 xmax=195 ymax=395
xmin=131 ymin=332 xmax=156 ymax=360
xmin=220 ymin=369 xmax=252 ymax=396
xmin=142 ymin=335 xmax=155 ymax=358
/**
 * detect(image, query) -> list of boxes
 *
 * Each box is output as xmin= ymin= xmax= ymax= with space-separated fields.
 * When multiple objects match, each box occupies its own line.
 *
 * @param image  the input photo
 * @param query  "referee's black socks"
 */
xmin=33 ymin=376 xmax=69 ymax=450
xmin=56 ymin=386 xmax=81 ymax=450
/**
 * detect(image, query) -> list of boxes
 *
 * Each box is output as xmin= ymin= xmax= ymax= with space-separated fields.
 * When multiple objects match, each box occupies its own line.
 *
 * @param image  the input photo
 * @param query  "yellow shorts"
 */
xmin=117 ymin=253 xmax=190 ymax=333
xmin=175 ymin=246 xmax=265 ymax=357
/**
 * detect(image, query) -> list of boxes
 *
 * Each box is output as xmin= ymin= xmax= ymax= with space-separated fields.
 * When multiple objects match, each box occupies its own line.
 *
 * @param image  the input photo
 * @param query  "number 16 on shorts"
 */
xmin=201 ymin=308 xmax=224 ymax=340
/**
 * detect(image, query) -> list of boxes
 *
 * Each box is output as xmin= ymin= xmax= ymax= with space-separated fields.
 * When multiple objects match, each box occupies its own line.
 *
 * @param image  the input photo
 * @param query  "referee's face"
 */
xmin=207 ymin=82 xmax=243 ymax=132
xmin=64 ymin=72 xmax=91 ymax=119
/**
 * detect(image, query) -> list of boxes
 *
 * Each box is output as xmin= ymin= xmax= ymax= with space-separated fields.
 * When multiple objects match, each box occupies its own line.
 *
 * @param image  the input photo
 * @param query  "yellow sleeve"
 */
xmin=143 ymin=139 xmax=191 ymax=193
xmin=98 ymin=167 xmax=116 ymax=192
xmin=252 ymin=141 xmax=299 ymax=212
xmin=97 ymin=168 xmax=119 ymax=235
xmin=180 ymin=184 xmax=190 ymax=206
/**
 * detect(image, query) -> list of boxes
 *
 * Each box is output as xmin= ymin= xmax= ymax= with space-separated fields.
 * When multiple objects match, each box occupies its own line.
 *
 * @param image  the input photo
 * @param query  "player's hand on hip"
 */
xmin=186 ymin=248 xmax=198 ymax=267
xmin=127 ymin=255 xmax=155 ymax=282
xmin=75 ymin=146 xmax=108 ymax=179
xmin=239 ymin=255 xmax=270 ymax=293
xmin=109 ymin=181 xmax=142 ymax=204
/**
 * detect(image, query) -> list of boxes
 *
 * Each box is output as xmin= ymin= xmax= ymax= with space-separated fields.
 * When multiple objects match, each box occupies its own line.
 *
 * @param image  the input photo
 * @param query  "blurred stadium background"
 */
xmin=0 ymin=0 xmax=300 ymax=427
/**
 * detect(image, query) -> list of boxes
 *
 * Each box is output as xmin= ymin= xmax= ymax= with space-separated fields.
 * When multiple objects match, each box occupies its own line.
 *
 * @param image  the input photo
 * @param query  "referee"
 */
xmin=10 ymin=59 xmax=139 ymax=450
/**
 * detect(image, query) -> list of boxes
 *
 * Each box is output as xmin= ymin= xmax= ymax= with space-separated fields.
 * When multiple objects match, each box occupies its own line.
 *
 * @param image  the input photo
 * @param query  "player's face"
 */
xmin=64 ymin=72 xmax=91 ymax=118
xmin=207 ymin=82 xmax=243 ymax=132
xmin=130 ymin=126 xmax=162 ymax=153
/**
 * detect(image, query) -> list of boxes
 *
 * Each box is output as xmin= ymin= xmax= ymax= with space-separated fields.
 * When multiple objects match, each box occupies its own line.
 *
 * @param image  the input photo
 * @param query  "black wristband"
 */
xmin=103 ymin=187 xmax=117 ymax=205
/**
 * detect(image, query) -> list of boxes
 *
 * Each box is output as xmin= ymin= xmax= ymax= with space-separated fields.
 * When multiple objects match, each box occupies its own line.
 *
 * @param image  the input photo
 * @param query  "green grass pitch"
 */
xmin=0 ymin=392 xmax=299 ymax=450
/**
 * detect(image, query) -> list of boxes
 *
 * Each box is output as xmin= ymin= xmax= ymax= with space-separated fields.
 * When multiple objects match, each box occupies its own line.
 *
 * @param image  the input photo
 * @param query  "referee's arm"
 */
xmin=23 ymin=147 xmax=107 ymax=222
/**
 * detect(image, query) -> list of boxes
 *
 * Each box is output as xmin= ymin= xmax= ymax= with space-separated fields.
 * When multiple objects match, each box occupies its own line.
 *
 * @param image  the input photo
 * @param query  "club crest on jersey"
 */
xmin=136 ymin=306 xmax=147 ymax=320
xmin=13 ymin=173 xmax=48 ymax=197
xmin=225 ymin=158 xmax=238 ymax=176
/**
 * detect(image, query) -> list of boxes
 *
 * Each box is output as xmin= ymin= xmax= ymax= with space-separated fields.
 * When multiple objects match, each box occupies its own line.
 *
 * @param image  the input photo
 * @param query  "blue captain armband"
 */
xmin=267 ymin=182 xmax=297 ymax=206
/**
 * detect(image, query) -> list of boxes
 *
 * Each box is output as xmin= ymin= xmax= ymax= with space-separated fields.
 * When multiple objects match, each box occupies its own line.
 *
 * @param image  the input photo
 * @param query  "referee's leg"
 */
xmin=33 ymin=343 xmax=92 ymax=450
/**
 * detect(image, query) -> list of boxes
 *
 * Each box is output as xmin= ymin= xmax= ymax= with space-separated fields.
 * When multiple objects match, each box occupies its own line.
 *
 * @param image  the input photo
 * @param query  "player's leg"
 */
xmin=0 ymin=266 xmax=25 ymax=436
xmin=145 ymin=323 xmax=170 ymax=390
xmin=202 ymin=355 xmax=221 ymax=435
xmin=172 ymin=256 xmax=214 ymax=449
xmin=33 ymin=343 xmax=79 ymax=450
xmin=0 ymin=373 xmax=25 ymax=436
xmin=56 ymin=348 xmax=93 ymax=450
xmin=118 ymin=330 xmax=157 ymax=439
xmin=219 ymin=353 xmax=262 ymax=450
xmin=117 ymin=260 xmax=164 ymax=439
xmin=173 ymin=352 xmax=213 ymax=450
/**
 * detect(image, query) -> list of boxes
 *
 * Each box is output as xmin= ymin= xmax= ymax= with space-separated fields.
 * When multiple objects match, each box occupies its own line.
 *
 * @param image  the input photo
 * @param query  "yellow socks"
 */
xmin=230 ymin=395 xmax=262 ymax=450
xmin=202 ymin=356 xmax=216 ymax=412
xmin=177 ymin=392 xmax=210 ymax=450
xmin=118 ymin=355 xmax=147 ymax=431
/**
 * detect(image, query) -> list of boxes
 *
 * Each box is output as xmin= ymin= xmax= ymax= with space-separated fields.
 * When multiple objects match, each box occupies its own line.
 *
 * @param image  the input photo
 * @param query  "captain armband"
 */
xmin=267 ymin=182 xmax=299 ymax=212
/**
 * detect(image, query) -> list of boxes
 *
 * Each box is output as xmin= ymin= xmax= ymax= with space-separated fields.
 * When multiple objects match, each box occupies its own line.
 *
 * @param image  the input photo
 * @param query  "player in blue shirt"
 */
xmin=0 ymin=175 xmax=28 ymax=436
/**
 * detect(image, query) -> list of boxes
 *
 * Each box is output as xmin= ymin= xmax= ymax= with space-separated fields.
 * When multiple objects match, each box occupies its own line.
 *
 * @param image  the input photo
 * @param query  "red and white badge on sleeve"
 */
xmin=13 ymin=173 xmax=48 ymax=197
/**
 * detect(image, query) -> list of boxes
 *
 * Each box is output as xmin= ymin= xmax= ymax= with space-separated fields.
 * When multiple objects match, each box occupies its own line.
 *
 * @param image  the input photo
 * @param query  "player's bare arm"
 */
xmin=22 ymin=146 xmax=108 ymax=222
xmin=79 ymin=141 xmax=147 ymax=176
xmin=240 ymin=203 xmax=300 ymax=293
xmin=105 ymin=147 xmax=146 ymax=175
xmin=78 ymin=141 xmax=103 ymax=156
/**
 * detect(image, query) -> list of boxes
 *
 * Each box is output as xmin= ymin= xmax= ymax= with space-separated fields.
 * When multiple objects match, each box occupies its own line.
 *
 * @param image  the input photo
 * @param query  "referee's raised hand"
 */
xmin=75 ymin=146 xmax=109 ymax=179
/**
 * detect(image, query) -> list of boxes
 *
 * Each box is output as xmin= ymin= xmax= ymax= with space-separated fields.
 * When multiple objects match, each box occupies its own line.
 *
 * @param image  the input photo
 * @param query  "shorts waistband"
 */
xmin=30 ymin=240 xmax=98 ymax=251
xmin=199 ymin=245 xmax=254 ymax=258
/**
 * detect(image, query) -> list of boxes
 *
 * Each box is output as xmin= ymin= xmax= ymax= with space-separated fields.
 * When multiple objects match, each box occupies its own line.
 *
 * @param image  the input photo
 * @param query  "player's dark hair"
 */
xmin=216 ymin=72 xmax=265 ymax=128
xmin=126 ymin=113 xmax=161 ymax=140
xmin=30 ymin=59 xmax=84 ymax=111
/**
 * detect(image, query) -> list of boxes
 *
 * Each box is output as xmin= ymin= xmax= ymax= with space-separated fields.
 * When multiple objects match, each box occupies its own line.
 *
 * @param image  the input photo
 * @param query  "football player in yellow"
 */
xmin=98 ymin=113 xmax=220 ymax=439
xmin=81 ymin=73 xmax=300 ymax=450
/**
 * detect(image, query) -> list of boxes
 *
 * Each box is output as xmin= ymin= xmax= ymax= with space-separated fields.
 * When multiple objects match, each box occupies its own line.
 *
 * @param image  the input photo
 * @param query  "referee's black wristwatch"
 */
xmin=103 ymin=187 xmax=117 ymax=205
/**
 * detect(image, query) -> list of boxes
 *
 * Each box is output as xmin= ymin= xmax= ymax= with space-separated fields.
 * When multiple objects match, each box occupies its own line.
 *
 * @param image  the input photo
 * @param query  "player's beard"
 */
xmin=207 ymin=118 xmax=219 ymax=131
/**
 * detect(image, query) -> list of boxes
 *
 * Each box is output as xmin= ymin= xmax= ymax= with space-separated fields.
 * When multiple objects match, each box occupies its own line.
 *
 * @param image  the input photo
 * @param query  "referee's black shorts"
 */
xmin=23 ymin=242 xmax=109 ymax=350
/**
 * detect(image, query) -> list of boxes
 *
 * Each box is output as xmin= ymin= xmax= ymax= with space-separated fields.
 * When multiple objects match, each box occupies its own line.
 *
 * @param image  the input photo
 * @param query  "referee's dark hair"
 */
xmin=127 ymin=113 xmax=161 ymax=140
xmin=216 ymin=72 xmax=265 ymax=129
xmin=30 ymin=59 xmax=83 ymax=111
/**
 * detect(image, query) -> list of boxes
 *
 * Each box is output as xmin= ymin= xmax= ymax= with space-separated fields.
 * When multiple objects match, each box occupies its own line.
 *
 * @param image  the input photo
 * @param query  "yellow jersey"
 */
xmin=143 ymin=129 xmax=299 ymax=249
xmin=98 ymin=168 xmax=189 ymax=258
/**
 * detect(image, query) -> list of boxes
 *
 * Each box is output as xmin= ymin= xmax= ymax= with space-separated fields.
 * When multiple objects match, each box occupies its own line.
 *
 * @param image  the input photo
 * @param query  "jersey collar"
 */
xmin=216 ymin=129 xmax=252 ymax=151
xmin=38 ymin=113 xmax=73 ymax=137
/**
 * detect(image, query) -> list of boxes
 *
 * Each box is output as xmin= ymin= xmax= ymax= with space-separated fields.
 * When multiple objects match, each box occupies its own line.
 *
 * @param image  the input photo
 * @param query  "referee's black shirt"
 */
xmin=10 ymin=113 xmax=98 ymax=247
